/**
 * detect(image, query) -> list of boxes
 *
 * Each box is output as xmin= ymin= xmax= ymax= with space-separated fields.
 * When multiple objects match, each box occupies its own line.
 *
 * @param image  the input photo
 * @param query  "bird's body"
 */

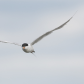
xmin=0 ymin=15 xmax=74 ymax=54
xmin=22 ymin=43 xmax=34 ymax=53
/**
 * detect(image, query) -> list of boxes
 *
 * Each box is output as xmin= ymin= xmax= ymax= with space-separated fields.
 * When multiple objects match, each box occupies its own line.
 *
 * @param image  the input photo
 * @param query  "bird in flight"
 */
xmin=0 ymin=16 xmax=73 ymax=54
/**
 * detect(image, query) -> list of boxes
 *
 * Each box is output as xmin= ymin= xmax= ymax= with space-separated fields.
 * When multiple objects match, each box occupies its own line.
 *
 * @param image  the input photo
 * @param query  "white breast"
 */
xmin=22 ymin=44 xmax=34 ymax=53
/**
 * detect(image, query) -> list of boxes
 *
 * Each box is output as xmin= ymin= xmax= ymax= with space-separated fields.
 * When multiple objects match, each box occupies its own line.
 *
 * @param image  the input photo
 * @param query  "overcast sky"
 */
xmin=0 ymin=0 xmax=84 ymax=84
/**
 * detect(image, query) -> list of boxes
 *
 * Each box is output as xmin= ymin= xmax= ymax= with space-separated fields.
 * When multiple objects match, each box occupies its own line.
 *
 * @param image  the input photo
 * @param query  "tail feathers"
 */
xmin=31 ymin=52 xmax=36 ymax=57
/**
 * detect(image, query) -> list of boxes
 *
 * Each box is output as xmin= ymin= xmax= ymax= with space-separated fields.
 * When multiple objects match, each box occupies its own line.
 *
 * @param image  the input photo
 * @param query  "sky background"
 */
xmin=0 ymin=0 xmax=84 ymax=84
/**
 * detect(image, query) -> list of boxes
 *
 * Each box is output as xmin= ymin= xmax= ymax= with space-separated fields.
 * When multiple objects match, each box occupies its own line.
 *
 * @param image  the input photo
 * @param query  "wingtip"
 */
xmin=70 ymin=11 xmax=77 ymax=19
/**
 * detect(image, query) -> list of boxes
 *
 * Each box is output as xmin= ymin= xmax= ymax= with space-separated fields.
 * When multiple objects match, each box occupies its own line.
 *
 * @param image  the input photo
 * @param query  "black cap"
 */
xmin=22 ymin=43 xmax=28 ymax=47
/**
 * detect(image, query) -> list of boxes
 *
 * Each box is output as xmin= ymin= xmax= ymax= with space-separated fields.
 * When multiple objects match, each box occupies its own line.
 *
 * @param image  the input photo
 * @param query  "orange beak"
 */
xmin=22 ymin=47 xmax=25 ymax=49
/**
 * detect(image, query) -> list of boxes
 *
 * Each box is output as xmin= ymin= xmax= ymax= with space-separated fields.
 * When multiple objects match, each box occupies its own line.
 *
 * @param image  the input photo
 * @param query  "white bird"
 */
xmin=0 ymin=16 xmax=73 ymax=53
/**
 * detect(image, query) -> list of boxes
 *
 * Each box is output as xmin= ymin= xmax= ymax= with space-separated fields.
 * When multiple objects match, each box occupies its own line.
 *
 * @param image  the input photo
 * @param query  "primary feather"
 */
xmin=31 ymin=17 xmax=73 ymax=45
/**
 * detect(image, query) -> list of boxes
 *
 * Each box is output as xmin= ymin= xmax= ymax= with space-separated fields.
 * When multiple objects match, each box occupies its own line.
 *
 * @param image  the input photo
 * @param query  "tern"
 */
xmin=0 ymin=16 xmax=73 ymax=53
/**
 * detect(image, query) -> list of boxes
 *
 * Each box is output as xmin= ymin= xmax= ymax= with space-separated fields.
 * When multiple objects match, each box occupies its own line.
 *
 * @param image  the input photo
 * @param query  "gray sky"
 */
xmin=0 ymin=0 xmax=84 ymax=84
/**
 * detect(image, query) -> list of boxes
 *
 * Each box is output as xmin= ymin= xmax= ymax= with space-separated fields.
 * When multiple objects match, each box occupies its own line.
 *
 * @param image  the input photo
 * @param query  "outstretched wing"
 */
xmin=0 ymin=40 xmax=21 ymax=46
xmin=31 ymin=16 xmax=73 ymax=45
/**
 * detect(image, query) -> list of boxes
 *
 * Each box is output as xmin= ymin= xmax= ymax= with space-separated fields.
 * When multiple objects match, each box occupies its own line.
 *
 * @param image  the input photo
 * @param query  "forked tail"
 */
xmin=31 ymin=52 xmax=37 ymax=57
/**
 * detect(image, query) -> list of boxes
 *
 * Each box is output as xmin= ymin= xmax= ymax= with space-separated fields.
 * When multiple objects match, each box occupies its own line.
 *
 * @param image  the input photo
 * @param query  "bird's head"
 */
xmin=22 ymin=43 xmax=28 ymax=49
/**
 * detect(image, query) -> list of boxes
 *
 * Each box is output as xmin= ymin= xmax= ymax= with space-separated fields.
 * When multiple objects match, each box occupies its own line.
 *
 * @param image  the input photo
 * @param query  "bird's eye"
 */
xmin=26 ymin=44 xmax=28 ymax=46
